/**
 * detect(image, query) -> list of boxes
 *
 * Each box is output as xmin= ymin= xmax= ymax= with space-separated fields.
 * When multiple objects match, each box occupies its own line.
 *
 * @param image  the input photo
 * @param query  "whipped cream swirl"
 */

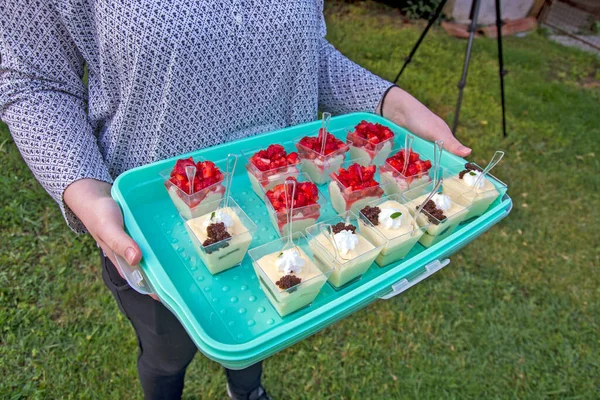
xmin=203 ymin=210 xmax=234 ymax=232
xmin=333 ymin=229 xmax=359 ymax=256
xmin=378 ymin=207 xmax=403 ymax=230
xmin=432 ymin=193 xmax=452 ymax=212
xmin=275 ymin=248 xmax=305 ymax=275
xmin=462 ymin=170 xmax=484 ymax=189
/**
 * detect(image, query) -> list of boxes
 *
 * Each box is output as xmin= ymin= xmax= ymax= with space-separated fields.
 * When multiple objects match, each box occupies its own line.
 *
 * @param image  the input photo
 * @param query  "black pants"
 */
xmin=101 ymin=254 xmax=263 ymax=399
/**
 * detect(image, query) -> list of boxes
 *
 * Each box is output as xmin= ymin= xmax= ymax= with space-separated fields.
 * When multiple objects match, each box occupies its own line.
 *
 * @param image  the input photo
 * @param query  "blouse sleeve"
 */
xmin=0 ymin=0 xmax=113 ymax=233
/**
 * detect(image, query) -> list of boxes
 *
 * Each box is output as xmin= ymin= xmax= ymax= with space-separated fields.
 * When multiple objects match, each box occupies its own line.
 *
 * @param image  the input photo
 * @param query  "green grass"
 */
xmin=2 ymin=2 xmax=599 ymax=399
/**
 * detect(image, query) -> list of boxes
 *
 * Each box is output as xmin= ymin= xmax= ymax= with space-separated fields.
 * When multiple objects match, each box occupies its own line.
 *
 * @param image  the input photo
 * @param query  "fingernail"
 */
xmin=125 ymin=247 xmax=137 ymax=265
xmin=460 ymin=145 xmax=472 ymax=154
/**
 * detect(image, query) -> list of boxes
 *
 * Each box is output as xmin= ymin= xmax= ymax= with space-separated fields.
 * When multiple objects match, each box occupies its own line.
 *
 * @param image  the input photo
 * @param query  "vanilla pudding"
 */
xmin=349 ymin=140 xmax=393 ymax=166
xmin=380 ymin=170 xmax=431 ymax=195
xmin=404 ymin=191 xmax=470 ymax=247
xmin=301 ymin=154 xmax=345 ymax=185
xmin=443 ymin=164 xmax=503 ymax=219
xmin=308 ymin=221 xmax=382 ymax=288
xmin=247 ymin=165 xmax=300 ymax=197
xmin=268 ymin=210 xmax=319 ymax=236
xmin=168 ymin=185 xmax=224 ymax=220
xmin=328 ymin=180 xmax=383 ymax=214
xmin=185 ymin=207 xmax=254 ymax=274
xmin=359 ymin=200 xmax=427 ymax=266
xmin=252 ymin=247 xmax=328 ymax=316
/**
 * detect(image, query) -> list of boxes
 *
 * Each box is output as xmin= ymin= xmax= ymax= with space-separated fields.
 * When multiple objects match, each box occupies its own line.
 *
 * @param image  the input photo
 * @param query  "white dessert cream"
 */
xmin=349 ymin=140 xmax=393 ymax=166
xmin=309 ymin=224 xmax=380 ymax=288
xmin=301 ymin=153 xmax=345 ymax=185
xmin=328 ymin=181 xmax=382 ymax=214
xmin=267 ymin=209 xmax=319 ymax=236
xmin=254 ymin=248 xmax=327 ymax=316
xmin=185 ymin=207 xmax=252 ymax=274
xmin=443 ymin=168 xmax=500 ymax=219
xmin=246 ymin=165 xmax=300 ymax=197
xmin=380 ymin=169 xmax=431 ymax=195
xmin=168 ymin=185 xmax=223 ymax=219
xmin=406 ymin=191 xmax=469 ymax=248
xmin=358 ymin=200 xmax=424 ymax=266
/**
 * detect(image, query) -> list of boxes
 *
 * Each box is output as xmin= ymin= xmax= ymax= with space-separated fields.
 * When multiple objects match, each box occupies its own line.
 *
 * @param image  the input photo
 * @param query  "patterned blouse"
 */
xmin=0 ymin=0 xmax=391 ymax=232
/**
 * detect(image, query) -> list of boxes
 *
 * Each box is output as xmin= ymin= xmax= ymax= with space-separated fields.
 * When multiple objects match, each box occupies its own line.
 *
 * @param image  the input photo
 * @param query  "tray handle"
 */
xmin=378 ymin=258 xmax=450 ymax=300
xmin=113 ymin=252 xmax=155 ymax=295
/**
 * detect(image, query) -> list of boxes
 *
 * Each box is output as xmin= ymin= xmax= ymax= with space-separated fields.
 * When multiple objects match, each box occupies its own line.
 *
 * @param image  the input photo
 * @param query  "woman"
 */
xmin=0 ymin=1 xmax=471 ymax=399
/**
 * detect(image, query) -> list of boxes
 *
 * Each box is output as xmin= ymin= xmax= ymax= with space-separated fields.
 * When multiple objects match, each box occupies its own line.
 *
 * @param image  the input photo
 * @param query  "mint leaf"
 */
xmin=469 ymin=171 xmax=476 ymax=176
xmin=210 ymin=211 xmax=216 ymax=219
xmin=390 ymin=212 xmax=403 ymax=219
xmin=277 ymin=252 xmax=283 ymax=258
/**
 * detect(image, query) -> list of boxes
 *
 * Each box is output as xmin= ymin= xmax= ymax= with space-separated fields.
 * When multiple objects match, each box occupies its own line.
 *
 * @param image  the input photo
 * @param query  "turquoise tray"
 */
xmin=111 ymin=112 xmax=512 ymax=370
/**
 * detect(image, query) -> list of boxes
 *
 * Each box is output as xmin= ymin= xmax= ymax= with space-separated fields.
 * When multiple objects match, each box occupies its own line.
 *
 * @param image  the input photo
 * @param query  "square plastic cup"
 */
xmin=294 ymin=133 xmax=349 ymax=185
xmin=306 ymin=211 xmax=385 ymax=289
xmin=442 ymin=163 xmax=508 ymax=220
xmin=160 ymin=159 xmax=227 ymax=220
xmin=357 ymin=193 xmax=431 ymax=267
xmin=400 ymin=181 xmax=472 ymax=248
xmin=379 ymin=147 xmax=433 ymax=195
xmin=346 ymin=125 xmax=395 ymax=166
xmin=182 ymin=197 xmax=257 ymax=275
xmin=241 ymin=142 xmax=302 ymax=197
xmin=328 ymin=158 xmax=386 ymax=214
xmin=263 ymin=173 xmax=326 ymax=236
xmin=248 ymin=232 xmax=333 ymax=317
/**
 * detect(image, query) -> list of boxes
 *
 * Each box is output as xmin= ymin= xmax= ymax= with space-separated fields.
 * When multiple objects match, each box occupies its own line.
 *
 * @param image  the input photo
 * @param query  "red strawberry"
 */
xmin=265 ymin=177 xmax=319 ymax=213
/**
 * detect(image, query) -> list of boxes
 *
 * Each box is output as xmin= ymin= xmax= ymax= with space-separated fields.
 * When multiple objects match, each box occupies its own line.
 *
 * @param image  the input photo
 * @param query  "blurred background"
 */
xmin=1 ymin=1 xmax=598 ymax=398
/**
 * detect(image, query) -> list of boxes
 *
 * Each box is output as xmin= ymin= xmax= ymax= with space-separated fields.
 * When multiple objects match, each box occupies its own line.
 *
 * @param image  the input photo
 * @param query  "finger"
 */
xmin=443 ymin=135 xmax=472 ymax=157
xmin=97 ymin=222 xmax=142 ymax=266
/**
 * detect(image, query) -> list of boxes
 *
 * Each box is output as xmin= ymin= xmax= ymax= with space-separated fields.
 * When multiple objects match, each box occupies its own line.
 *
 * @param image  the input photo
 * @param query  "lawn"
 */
xmin=1 ymin=2 xmax=599 ymax=399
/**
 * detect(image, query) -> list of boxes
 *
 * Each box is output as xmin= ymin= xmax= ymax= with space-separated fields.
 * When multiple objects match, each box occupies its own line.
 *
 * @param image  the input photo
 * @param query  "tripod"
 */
xmin=394 ymin=0 xmax=508 ymax=137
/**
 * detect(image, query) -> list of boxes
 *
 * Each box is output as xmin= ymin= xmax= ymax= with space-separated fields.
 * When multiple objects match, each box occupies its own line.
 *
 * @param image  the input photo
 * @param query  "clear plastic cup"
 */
xmin=263 ymin=173 xmax=326 ymax=236
xmin=379 ymin=147 xmax=433 ymax=195
xmin=306 ymin=211 xmax=385 ymax=289
xmin=241 ymin=142 xmax=302 ymax=197
xmin=357 ymin=193 xmax=430 ymax=266
xmin=346 ymin=122 xmax=395 ymax=166
xmin=160 ymin=158 xmax=227 ymax=220
xmin=182 ymin=197 xmax=257 ymax=275
xmin=248 ymin=232 xmax=333 ymax=317
xmin=400 ymin=181 xmax=472 ymax=248
xmin=442 ymin=162 xmax=508 ymax=220
xmin=328 ymin=158 xmax=385 ymax=214
xmin=294 ymin=133 xmax=349 ymax=185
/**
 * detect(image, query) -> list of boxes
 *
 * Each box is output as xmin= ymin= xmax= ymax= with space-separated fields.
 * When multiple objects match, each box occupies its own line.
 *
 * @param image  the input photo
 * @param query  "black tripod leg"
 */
xmin=393 ymin=0 xmax=448 ymax=84
xmin=452 ymin=0 xmax=483 ymax=136
xmin=495 ymin=0 xmax=508 ymax=137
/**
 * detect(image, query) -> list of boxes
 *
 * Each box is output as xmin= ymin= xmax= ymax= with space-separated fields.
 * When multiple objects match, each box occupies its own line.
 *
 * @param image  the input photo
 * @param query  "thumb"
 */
xmin=443 ymin=135 xmax=472 ymax=157
xmin=100 ymin=222 xmax=142 ymax=265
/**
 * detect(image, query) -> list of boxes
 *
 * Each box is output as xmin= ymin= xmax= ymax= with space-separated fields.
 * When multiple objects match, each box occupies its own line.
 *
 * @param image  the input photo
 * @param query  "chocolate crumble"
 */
xmin=458 ymin=162 xmax=482 ymax=179
xmin=331 ymin=222 xmax=357 ymax=234
xmin=276 ymin=274 xmax=302 ymax=290
xmin=361 ymin=205 xmax=381 ymax=226
xmin=202 ymin=222 xmax=232 ymax=253
xmin=416 ymin=200 xmax=446 ymax=225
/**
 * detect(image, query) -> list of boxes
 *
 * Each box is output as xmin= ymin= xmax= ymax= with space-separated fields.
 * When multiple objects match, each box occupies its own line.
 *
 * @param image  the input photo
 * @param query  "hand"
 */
xmin=64 ymin=179 xmax=158 ymax=301
xmin=378 ymin=86 xmax=472 ymax=157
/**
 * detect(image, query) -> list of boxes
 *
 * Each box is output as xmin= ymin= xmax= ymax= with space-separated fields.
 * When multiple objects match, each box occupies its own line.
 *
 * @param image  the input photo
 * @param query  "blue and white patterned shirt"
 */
xmin=0 ymin=0 xmax=391 ymax=232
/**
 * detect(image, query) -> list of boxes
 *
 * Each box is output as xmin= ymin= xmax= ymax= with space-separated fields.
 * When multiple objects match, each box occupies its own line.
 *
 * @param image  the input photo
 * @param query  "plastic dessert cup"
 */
xmin=306 ymin=212 xmax=385 ymax=289
xmin=248 ymin=232 xmax=333 ymax=317
xmin=263 ymin=174 xmax=325 ymax=236
xmin=183 ymin=197 xmax=257 ymax=275
xmin=357 ymin=194 xmax=430 ymax=267
xmin=442 ymin=163 xmax=507 ymax=220
xmin=241 ymin=142 xmax=301 ymax=197
xmin=328 ymin=159 xmax=385 ymax=214
xmin=295 ymin=134 xmax=349 ymax=185
xmin=401 ymin=181 xmax=472 ymax=248
xmin=346 ymin=121 xmax=395 ymax=166
xmin=160 ymin=159 xmax=227 ymax=220
xmin=379 ymin=148 xmax=432 ymax=195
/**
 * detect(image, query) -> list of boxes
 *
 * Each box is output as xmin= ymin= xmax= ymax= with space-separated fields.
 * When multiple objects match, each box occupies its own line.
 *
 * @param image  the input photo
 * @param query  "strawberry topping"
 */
xmin=297 ymin=131 xmax=348 ymax=158
xmin=347 ymin=121 xmax=394 ymax=151
xmin=332 ymin=163 xmax=380 ymax=191
xmin=385 ymin=150 xmax=432 ymax=177
xmin=265 ymin=177 xmax=319 ymax=213
xmin=249 ymin=144 xmax=300 ymax=172
xmin=166 ymin=157 xmax=225 ymax=207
